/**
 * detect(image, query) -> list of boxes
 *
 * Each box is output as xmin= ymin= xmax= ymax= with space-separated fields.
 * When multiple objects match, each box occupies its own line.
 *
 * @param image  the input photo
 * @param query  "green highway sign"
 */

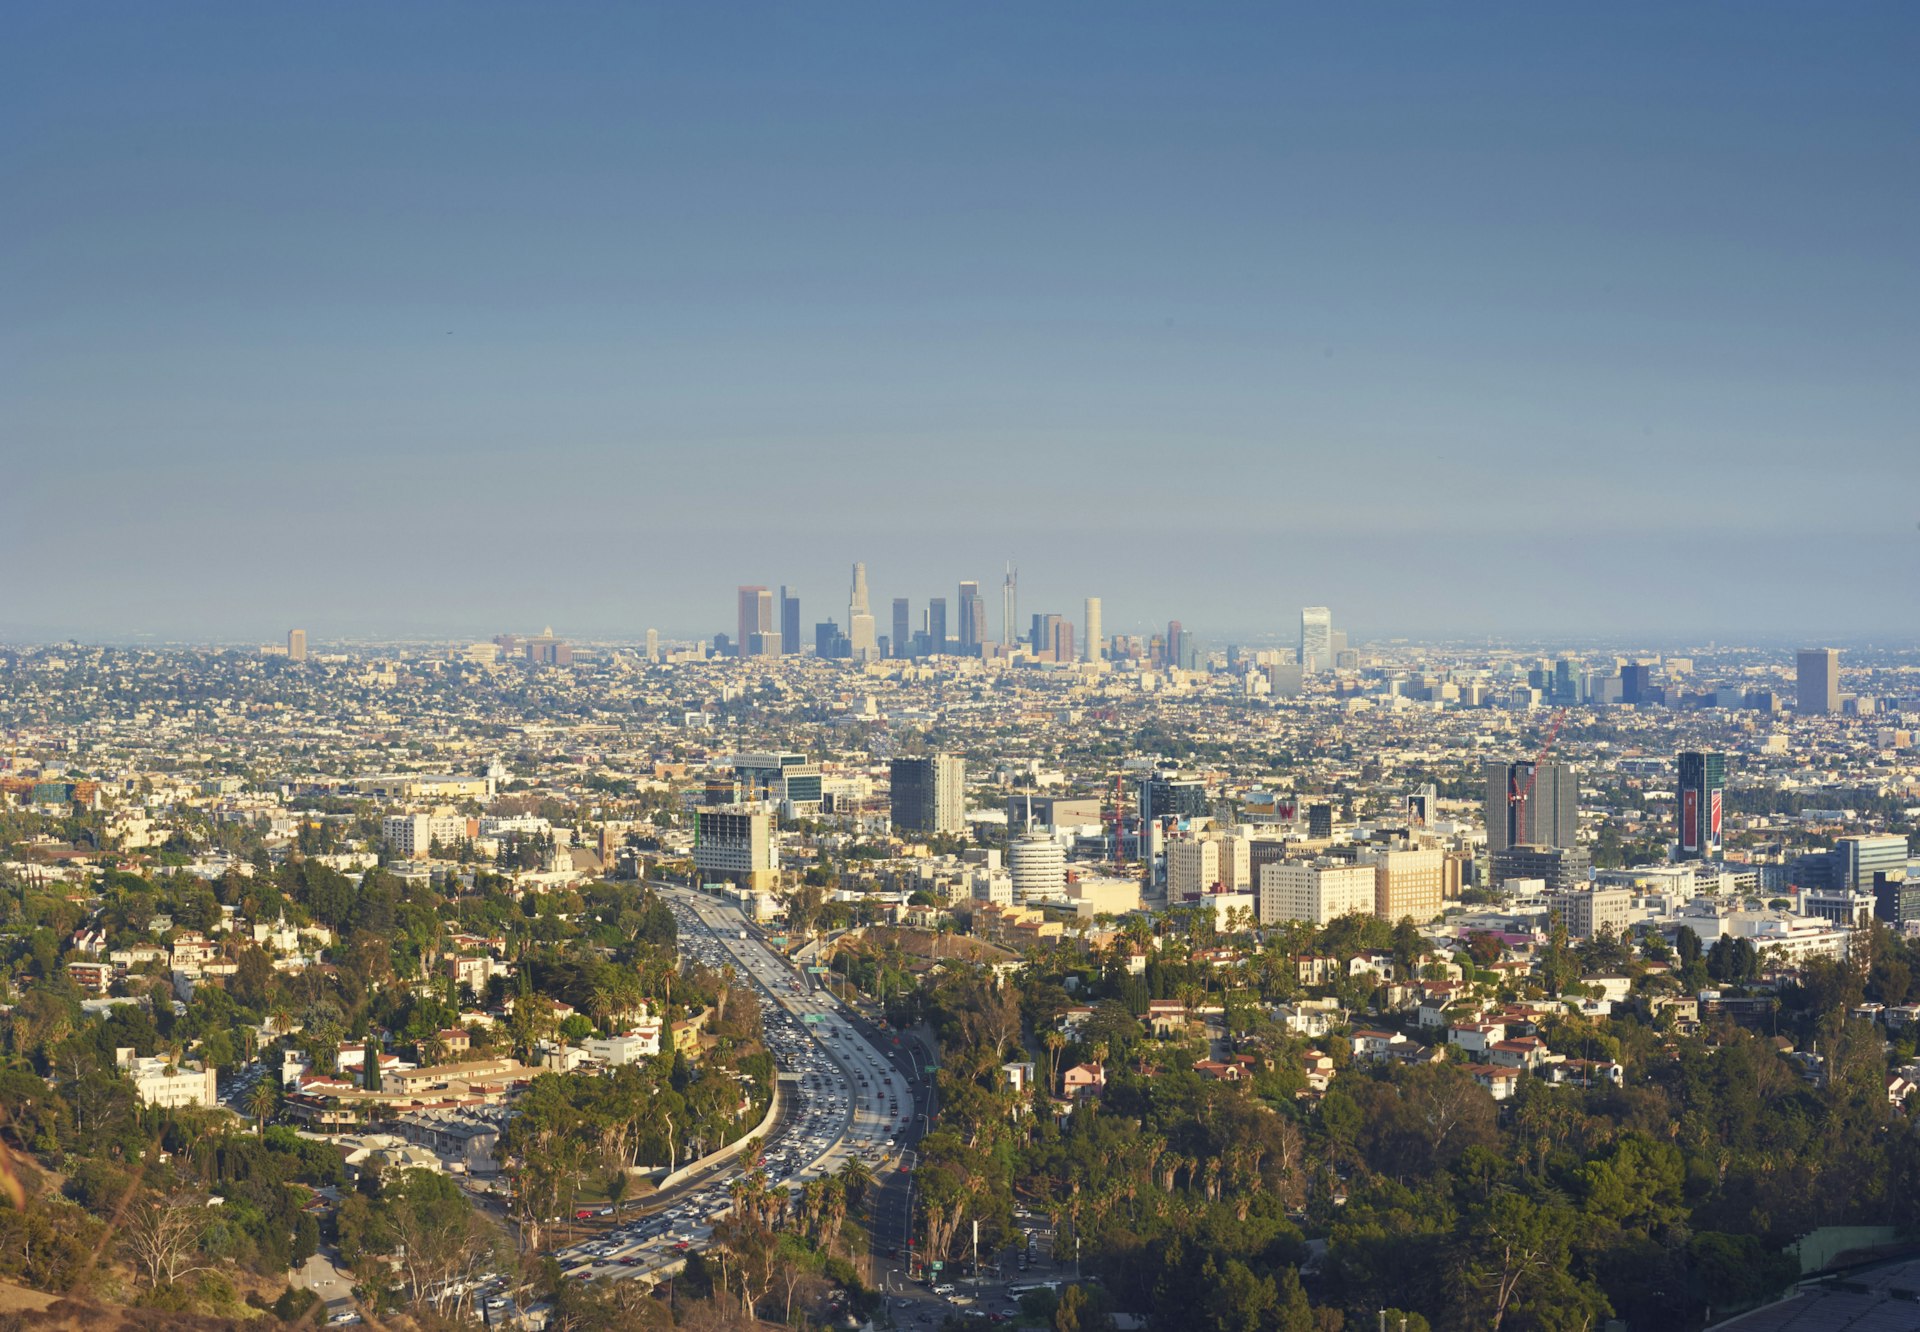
xmin=807 ymin=965 xmax=829 ymax=974
xmin=802 ymin=1013 xmax=823 ymax=1024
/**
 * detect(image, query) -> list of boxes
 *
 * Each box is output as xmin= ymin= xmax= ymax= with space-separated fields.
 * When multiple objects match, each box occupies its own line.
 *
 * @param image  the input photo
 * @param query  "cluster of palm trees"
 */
xmin=707 ymin=1154 xmax=876 ymax=1320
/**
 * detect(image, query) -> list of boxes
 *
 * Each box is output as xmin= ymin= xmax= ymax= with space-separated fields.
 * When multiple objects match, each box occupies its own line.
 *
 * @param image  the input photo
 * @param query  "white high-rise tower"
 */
xmin=1001 ymin=563 xmax=1018 ymax=650
xmin=1083 ymin=597 xmax=1103 ymax=663
xmin=848 ymin=563 xmax=878 ymax=662
xmin=1300 ymin=606 xmax=1332 ymax=673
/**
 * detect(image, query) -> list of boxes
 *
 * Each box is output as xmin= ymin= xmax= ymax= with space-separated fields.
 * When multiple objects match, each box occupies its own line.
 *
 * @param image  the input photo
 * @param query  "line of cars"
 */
xmin=548 ymin=889 xmax=906 ymax=1284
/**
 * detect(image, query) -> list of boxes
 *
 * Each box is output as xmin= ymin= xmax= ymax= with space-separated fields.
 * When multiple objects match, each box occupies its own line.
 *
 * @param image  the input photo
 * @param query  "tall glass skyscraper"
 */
xmin=1676 ymin=751 xmax=1726 ymax=860
xmin=1484 ymin=759 xmax=1577 ymax=852
xmin=1797 ymin=648 xmax=1840 ymax=714
xmin=847 ymin=563 xmax=877 ymax=662
xmin=892 ymin=598 xmax=911 ymax=658
xmin=1300 ymin=606 xmax=1333 ymax=672
xmin=958 ymin=581 xmax=985 ymax=654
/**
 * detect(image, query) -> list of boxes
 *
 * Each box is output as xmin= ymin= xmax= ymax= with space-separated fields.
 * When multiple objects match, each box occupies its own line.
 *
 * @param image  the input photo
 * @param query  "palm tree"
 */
xmin=818 ymin=1175 xmax=847 ymax=1254
xmin=247 ymin=1077 xmax=279 ymax=1137
xmin=837 ymin=1155 xmax=874 ymax=1208
xmin=1042 ymin=1030 xmax=1067 ymax=1096
xmin=589 ymin=986 xmax=616 ymax=1035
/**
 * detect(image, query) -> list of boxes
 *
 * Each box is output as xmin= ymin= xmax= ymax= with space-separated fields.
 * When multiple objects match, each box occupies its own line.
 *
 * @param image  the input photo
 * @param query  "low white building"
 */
xmin=384 ymin=813 xmax=473 ymax=860
xmin=116 ymin=1048 xmax=217 ymax=1110
xmin=581 ymin=1028 xmax=663 ymax=1065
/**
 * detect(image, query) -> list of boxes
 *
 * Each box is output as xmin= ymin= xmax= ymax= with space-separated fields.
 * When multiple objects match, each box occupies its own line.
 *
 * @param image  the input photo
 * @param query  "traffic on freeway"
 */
xmin=545 ymin=885 xmax=916 ymax=1285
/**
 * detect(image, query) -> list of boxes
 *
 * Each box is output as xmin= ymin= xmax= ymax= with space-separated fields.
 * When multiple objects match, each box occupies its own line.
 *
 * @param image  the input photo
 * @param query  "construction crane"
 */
xmin=1509 ymin=709 xmax=1568 ymax=846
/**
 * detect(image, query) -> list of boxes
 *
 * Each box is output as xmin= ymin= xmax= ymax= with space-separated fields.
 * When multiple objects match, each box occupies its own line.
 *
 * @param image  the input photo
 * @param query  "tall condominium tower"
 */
xmin=644 ymin=628 xmax=659 ymax=663
xmin=1676 ymin=751 xmax=1726 ymax=860
xmin=847 ymin=563 xmax=878 ymax=661
xmin=892 ymin=598 xmax=911 ymax=658
xmin=287 ymin=628 xmax=308 ymax=662
xmin=1797 ymin=648 xmax=1840 ymax=715
xmin=1300 ymin=606 xmax=1333 ymax=672
xmin=1620 ymin=662 xmax=1652 ymax=705
xmin=1083 ymin=597 xmax=1102 ymax=662
xmin=1483 ymin=759 xmax=1577 ymax=853
xmin=779 ymin=587 xmax=801 ymax=657
xmin=1001 ymin=563 xmax=1018 ymax=648
xmin=958 ymin=581 xmax=985 ymax=654
xmin=736 ymin=586 xmax=772 ymax=658
xmin=890 ymin=755 xmax=966 ymax=834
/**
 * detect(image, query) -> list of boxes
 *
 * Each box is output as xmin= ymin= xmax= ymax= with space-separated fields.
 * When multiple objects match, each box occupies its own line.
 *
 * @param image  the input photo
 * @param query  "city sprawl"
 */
xmin=0 ymin=600 xmax=1917 ymax=1332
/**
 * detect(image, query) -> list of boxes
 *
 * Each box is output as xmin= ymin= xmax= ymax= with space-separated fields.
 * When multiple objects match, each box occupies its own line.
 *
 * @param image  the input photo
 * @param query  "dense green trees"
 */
xmin=893 ymin=905 xmax=1920 ymax=1332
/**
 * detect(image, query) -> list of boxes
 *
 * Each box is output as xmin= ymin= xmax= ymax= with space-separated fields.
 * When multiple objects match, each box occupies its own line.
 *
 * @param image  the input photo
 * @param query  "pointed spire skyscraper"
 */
xmin=848 ymin=562 xmax=878 ymax=662
xmin=1001 ymin=562 xmax=1018 ymax=651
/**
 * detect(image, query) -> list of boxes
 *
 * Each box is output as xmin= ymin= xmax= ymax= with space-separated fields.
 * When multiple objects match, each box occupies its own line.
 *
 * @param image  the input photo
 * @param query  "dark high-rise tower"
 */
xmin=891 ymin=755 xmax=965 ymax=834
xmin=1676 ymin=751 xmax=1726 ymax=860
xmin=957 ymin=581 xmax=985 ymax=654
xmin=1483 ymin=760 xmax=1577 ymax=853
xmin=892 ymin=598 xmax=911 ymax=658
xmin=779 ymin=587 xmax=801 ymax=657
xmin=1620 ymin=663 xmax=1652 ymax=705
xmin=927 ymin=598 xmax=948 ymax=655
xmin=1797 ymin=648 xmax=1840 ymax=715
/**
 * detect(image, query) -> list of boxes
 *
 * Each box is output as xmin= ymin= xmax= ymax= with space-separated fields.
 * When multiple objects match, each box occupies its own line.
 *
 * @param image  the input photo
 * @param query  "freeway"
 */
xmin=549 ymin=885 xmax=917 ymax=1285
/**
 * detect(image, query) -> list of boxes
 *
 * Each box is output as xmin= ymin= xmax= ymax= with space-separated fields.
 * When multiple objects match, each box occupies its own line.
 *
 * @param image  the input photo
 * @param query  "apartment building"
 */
xmin=1369 ymin=845 xmax=1445 ymax=924
xmin=383 ymin=813 xmax=474 ymax=859
xmin=1259 ymin=860 xmax=1378 ymax=925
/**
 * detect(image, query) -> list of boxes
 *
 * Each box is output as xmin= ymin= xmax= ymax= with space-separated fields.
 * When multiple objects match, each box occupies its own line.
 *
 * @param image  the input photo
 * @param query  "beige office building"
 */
xmin=1217 ymin=834 xmax=1252 ymax=891
xmin=1259 ymin=860 xmax=1377 ymax=926
xmin=1371 ymin=846 xmax=1445 ymax=924
xmin=1167 ymin=839 xmax=1220 ymax=899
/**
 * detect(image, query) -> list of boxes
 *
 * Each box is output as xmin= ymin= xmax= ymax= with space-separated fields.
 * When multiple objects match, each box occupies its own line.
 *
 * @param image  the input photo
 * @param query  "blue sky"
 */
xmin=3 ymin=4 xmax=1914 ymax=645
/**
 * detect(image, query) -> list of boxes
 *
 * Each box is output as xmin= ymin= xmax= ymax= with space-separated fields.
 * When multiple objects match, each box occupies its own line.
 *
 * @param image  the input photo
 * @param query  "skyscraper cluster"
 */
xmin=732 ymin=562 xmax=1115 ymax=665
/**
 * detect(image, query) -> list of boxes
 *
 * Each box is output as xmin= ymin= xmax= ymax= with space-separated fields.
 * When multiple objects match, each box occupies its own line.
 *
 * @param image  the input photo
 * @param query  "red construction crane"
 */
xmin=1509 ymin=709 xmax=1568 ymax=846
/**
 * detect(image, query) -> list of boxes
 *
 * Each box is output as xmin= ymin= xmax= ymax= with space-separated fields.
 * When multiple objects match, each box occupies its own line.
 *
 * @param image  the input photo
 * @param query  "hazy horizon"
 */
xmin=5 ymin=4 xmax=1915 ymax=644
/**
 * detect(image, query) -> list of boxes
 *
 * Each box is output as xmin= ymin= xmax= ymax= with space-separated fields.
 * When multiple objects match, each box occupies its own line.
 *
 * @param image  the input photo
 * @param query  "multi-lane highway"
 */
xmin=548 ymin=886 xmax=920 ymax=1286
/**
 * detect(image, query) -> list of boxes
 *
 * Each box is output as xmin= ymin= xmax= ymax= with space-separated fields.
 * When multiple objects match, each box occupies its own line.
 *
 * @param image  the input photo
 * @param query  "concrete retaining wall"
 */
xmin=656 ymin=1076 xmax=782 ymax=1193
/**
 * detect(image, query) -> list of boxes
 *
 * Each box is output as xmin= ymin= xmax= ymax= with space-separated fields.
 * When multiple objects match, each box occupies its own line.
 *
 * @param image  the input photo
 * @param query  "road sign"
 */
xmin=802 ymin=1013 xmax=823 ymax=1024
xmin=807 ymin=965 xmax=829 ymax=974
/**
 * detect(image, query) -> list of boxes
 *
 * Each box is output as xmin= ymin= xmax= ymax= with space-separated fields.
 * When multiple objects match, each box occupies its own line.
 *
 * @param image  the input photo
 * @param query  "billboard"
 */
xmin=1682 ymin=785 xmax=1723 ymax=854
